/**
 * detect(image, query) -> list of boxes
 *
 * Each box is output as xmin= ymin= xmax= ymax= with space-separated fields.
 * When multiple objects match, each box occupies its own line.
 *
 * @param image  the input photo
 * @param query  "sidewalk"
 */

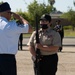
xmin=16 ymin=46 xmax=75 ymax=75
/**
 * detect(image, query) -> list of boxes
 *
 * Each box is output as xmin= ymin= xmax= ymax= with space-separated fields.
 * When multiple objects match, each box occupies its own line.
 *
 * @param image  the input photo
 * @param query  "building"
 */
xmin=50 ymin=10 xmax=72 ymax=26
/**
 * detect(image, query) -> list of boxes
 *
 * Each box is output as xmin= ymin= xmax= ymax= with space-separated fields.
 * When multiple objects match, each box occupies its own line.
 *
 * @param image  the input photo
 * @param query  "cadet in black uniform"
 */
xmin=18 ymin=33 xmax=23 ymax=50
xmin=54 ymin=20 xmax=64 ymax=52
xmin=17 ymin=21 xmax=23 ymax=50
xmin=28 ymin=14 xmax=61 ymax=75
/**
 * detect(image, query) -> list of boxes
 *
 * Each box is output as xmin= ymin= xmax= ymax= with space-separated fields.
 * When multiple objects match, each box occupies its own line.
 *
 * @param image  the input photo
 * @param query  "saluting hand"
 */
xmin=11 ymin=12 xmax=21 ymax=20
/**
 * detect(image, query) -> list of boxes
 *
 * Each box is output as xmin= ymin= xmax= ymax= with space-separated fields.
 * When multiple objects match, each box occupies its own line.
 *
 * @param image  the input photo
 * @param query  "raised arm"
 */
xmin=12 ymin=12 xmax=33 ymax=33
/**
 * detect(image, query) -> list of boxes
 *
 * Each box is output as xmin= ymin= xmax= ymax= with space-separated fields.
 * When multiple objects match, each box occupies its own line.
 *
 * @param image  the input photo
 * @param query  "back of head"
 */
xmin=0 ymin=2 xmax=11 ymax=12
xmin=40 ymin=14 xmax=51 ymax=22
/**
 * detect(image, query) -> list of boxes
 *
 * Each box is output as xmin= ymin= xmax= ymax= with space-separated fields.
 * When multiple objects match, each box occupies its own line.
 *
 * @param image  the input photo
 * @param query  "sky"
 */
xmin=1 ymin=0 xmax=75 ymax=12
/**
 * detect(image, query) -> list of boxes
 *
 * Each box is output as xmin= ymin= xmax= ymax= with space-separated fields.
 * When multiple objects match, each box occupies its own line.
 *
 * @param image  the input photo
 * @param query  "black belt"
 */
xmin=41 ymin=53 xmax=57 ymax=57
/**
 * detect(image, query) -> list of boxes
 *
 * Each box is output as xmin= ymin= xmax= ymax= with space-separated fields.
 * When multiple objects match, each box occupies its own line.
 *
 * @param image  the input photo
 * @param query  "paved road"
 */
xmin=63 ymin=37 xmax=75 ymax=46
xmin=17 ymin=37 xmax=75 ymax=75
xmin=23 ymin=37 xmax=75 ymax=46
xmin=16 ymin=46 xmax=75 ymax=75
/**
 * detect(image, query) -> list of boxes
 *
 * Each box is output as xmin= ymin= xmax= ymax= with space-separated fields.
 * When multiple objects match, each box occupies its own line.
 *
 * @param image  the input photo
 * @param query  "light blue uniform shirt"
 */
xmin=0 ymin=17 xmax=29 ymax=54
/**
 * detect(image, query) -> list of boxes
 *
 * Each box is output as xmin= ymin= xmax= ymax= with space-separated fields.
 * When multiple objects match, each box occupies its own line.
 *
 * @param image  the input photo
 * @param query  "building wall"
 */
xmin=51 ymin=18 xmax=72 ymax=26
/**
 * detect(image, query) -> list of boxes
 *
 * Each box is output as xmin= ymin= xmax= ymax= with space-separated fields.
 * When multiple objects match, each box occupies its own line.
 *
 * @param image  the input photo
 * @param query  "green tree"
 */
xmin=48 ymin=0 xmax=56 ymax=12
xmin=48 ymin=0 xmax=55 ymax=6
xmin=73 ymin=0 xmax=75 ymax=6
xmin=0 ymin=1 xmax=3 ymax=4
xmin=16 ymin=10 xmax=29 ymax=20
xmin=61 ymin=9 xmax=75 ymax=30
xmin=27 ymin=0 xmax=52 ymax=29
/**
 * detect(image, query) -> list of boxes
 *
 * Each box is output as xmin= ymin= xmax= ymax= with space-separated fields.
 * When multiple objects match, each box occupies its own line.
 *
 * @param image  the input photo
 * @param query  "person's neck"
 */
xmin=42 ymin=28 xmax=49 ymax=32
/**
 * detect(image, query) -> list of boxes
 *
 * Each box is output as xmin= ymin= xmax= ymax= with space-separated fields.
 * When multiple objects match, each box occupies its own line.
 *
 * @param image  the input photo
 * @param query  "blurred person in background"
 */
xmin=18 ymin=33 xmax=23 ymax=50
xmin=54 ymin=20 xmax=64 ymax=52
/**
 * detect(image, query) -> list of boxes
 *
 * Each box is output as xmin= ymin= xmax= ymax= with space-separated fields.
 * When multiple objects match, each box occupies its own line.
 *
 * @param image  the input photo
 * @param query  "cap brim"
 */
xmin=40 ymin=18 xmax=47 ymax=20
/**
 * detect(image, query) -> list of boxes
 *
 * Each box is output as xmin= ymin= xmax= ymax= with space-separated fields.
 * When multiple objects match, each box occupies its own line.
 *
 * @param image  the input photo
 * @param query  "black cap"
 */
xmin=40 ymin=14 xmax=51 ymax=22
xmin=0 ymin=2 xmax=11 ymax=12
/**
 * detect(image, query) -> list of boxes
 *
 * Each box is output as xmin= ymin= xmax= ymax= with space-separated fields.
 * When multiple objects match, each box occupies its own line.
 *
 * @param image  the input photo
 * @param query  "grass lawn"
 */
xmin=64 ymin=30 xmax=75 ymax=37
xmin=23 ymin=29 xmax=75 ymax=38
xmin=23 ymin=33 xmax=31 ymax=38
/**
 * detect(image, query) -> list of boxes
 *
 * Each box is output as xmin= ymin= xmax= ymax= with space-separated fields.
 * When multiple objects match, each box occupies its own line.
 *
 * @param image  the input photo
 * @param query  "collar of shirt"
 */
xmin=39 ymin=27 xmax=51 ymax=33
